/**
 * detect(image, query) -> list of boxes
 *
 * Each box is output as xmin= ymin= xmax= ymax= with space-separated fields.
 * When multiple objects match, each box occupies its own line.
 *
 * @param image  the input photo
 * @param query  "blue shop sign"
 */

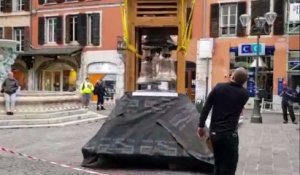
xmin=247 ymin=74 xmax=255 ymax=97
xmin=278 ymin=78 xmax=284 ymax=95
xmin=238 ymin=43 xmax=265 ymax=56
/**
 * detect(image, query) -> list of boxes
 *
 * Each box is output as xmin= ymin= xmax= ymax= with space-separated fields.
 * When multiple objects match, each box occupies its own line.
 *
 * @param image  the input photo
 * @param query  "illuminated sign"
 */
xmin=238 ymin=43 xmax=265 ymax=56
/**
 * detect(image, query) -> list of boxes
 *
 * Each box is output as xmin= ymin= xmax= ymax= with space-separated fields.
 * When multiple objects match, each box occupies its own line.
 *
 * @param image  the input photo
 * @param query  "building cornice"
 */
xmin=0 ymin=12 xmax=31 ymax=17
xmin=36 ymin=2 xmax=122 ymax=13
xmin=217 ymin=0 xmax=246 ymax=3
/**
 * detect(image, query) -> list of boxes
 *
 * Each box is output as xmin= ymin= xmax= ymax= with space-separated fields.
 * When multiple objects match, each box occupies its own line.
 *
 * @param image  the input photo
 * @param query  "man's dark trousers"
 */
xmin=97 ymin=95 xmax=104 ymax=108
xmin=282 ymin=101 xmax=296 ymax=122
xmin=210 ymin=132 xmax=239 ymax=175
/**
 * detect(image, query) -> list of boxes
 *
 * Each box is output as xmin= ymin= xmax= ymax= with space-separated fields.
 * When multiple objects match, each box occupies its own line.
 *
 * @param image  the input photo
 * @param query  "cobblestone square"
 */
xmin=0 ymin=109 xmax=299 ymax=175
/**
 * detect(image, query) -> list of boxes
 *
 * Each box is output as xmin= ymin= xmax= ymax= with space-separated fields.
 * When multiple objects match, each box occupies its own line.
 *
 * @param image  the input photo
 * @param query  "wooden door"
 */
xmin=43 ymin=71 xmax=53 ymax=91
xmin=42 ymin=70 xmax=62 ymax=91
xmin=12 ymin=69 xmax=26 ymax=90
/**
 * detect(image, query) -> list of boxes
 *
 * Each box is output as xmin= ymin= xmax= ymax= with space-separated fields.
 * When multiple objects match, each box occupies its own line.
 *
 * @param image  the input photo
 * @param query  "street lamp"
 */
xmin=239 ymin=12 xmax=277 ymax=123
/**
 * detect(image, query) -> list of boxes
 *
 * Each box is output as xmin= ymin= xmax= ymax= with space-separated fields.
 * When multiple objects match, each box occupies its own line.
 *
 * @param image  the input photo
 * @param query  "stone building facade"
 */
xmin=193 ymin=0 xmax=300 ymax=106
xmin=14 ymin=0 xmax=125 ymax=101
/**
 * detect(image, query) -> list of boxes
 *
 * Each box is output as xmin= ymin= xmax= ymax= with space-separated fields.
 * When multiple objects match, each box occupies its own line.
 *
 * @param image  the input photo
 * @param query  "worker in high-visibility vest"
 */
xmin=80 ymin=77 xmax=94 ymax=108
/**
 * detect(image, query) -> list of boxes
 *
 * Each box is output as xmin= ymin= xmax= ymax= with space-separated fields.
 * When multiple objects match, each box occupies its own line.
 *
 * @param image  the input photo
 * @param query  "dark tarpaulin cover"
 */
xmin=81 ymin=93 xmax=214 ymax=167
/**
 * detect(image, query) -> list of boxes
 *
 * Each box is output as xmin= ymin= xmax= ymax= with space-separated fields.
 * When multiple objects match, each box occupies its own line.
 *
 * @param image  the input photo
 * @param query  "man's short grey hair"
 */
xmin=232 ymin=67 xmax=248 ymax=85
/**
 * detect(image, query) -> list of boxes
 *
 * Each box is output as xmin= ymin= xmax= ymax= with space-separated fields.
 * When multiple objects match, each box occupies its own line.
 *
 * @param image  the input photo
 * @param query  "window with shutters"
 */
xmin=14 ymin=0 xmax=25 ymax=11
xmin=46 ymin=17 xmax=57 ymax=43
xmin=0 ymin=0 xmax=4 ymax=12
xmin=220 ymin=4 xmax=238 ymax=36
xmin=87 ymin=13 xmax=101 ymax=46
xmin=0 ymin=27 xmax=3 ymax=39
xmin=286 ymin=1 xmax=300 ymax=34
xmin=68 ymin=15 xmax=78 ymax=42
xmin=14 ymin=27 xmax=24 ymax=51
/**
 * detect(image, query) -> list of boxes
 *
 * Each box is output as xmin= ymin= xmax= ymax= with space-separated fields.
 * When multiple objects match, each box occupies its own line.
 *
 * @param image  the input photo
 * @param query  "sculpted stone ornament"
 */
xmin=0 ymin=40 xmax=18 ymax=85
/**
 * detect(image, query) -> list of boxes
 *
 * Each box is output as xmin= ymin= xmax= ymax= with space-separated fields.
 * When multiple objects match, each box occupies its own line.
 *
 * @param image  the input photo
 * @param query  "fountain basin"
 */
xmin=0 ymin=91 xmax=82 ymax=112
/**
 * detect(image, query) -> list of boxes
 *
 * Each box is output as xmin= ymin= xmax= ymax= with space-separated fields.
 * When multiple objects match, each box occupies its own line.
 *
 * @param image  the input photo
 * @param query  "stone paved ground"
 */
xmin=0 ymin=107 xmax=299 ymax=175
xmin=237 ymin=111 xmax=299 ymax=175
xmin=0 ymin=152 xmax=93 ymax=175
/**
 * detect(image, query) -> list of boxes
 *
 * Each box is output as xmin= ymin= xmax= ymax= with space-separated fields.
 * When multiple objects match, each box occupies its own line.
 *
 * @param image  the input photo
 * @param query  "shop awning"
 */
xmin=17 ymin=47 xmax=82 ymax=69
xmin=249 ymin=57 xmax=268 ymax=68
xmin=18 ymin=46 xmax=82 ymax=57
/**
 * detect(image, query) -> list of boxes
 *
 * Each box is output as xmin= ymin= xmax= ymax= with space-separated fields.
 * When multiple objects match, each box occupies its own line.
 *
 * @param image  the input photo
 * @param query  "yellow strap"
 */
xmin=120 ymin=0 xmax=142 ymax=59
xmin=184 ymin=0 xmax=195 ymax=53
xmin=178 ymin=0 xmax=195 ymax=54
xmin=121 ymin=1 xmax=128 ymax=43
xmin=127 ymin=43 xmax=143 ymax=58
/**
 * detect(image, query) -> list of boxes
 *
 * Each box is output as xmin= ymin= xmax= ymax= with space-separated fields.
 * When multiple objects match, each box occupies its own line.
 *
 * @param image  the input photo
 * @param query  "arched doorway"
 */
xmin=87 ymin=62 xmax=119 ymax=101
xmin=37 ymin=61 xmax=78 ymax=92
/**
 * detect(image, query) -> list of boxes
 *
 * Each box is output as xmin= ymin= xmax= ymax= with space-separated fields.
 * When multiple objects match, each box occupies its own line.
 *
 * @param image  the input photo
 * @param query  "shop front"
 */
xmin=288 ymin=51 xmax=300 ymax=91
xmin=17 ymin=47 xmax=82 ymax=91
xmin=85 ymin=50 xmax=125 ymax=101
xmin=40 ymin=64 xmax=77 ymax=92
xmin=87 ymin=62 xmax=118 ymax=101
xmin=230 ymin=43 xmax=275 ymax=103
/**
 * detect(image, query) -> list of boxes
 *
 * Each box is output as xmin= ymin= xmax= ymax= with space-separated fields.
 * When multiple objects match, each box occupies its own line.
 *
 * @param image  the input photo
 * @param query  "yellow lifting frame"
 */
xmin=120 ymin=0 xmax=195 ymax=93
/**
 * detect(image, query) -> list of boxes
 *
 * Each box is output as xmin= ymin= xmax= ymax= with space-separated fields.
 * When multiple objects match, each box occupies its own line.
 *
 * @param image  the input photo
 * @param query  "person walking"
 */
xmin=93 ymin=80 xmax=107 ymax=110
xmin=1 ymin=72 xmax=19 ymax=115
xmin=80 ymin=77 xmax=94 ymax=108
xmin=280 ymin=81 xmax=297 ymax=124
xmin=197 ymin=67 xmax=249 ymax=175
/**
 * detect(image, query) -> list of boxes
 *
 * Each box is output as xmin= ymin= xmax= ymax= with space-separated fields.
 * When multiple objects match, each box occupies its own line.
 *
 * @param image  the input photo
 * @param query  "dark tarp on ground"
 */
xmin=81 ymin=93 xmax=214 ymax=167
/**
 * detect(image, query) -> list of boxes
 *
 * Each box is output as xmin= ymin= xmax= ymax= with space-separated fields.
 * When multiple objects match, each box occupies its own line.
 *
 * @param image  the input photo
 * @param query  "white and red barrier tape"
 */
xmin=0 ymin=146 xmax=108 ymax=175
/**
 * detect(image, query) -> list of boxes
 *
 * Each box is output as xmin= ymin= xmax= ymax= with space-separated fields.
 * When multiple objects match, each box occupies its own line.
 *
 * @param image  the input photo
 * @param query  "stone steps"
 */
xmin=0 ymin=106 xmax=83 ymax=113
xmin=0 ymin=111 xmax=107 ymax=129
xmin=0 ymin=109 xmax=88 ymax=119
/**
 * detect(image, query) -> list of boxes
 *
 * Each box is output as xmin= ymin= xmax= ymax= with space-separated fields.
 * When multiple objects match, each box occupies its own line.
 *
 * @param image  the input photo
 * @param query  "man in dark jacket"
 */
xmin=94 ymin=80 xmax=107 ymax=110
xmin=1 ymin=72 xmax=19 ymax=115
xmin=197 ymin=67 xmax=249 ymax=175
xmin=280 ymin=81 xmax=297 ymax=124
